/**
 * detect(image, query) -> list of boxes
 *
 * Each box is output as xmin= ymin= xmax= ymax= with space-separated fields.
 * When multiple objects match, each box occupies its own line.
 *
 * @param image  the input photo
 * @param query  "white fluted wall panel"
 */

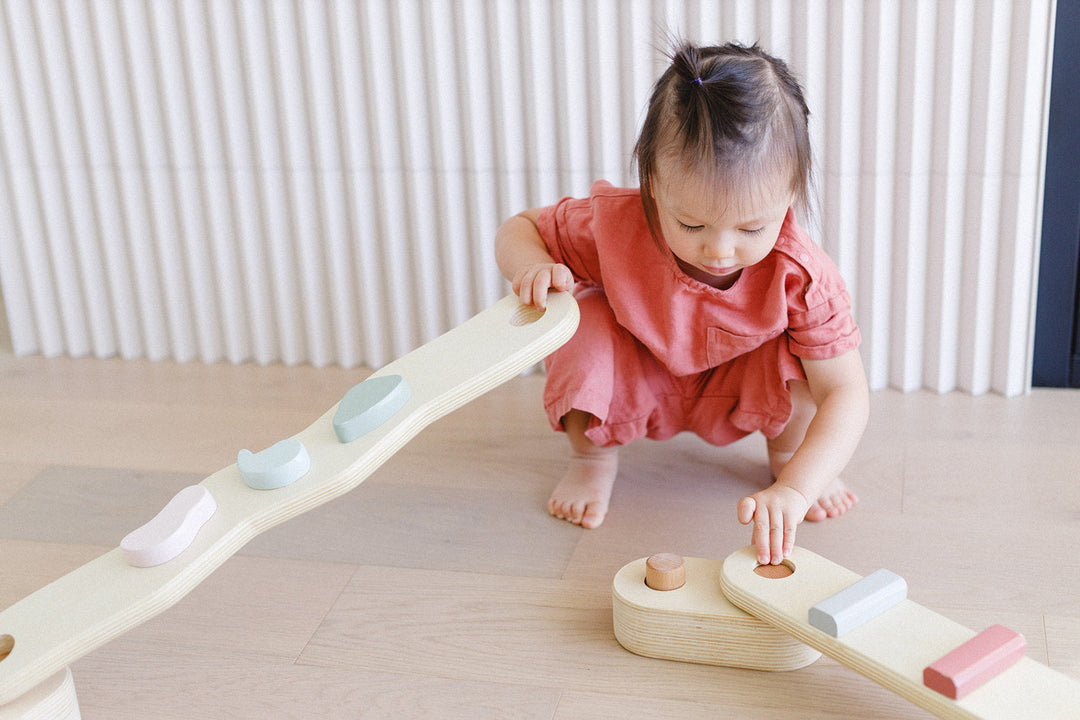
xmin=0 ymin=0 xmax=1055 ymax=395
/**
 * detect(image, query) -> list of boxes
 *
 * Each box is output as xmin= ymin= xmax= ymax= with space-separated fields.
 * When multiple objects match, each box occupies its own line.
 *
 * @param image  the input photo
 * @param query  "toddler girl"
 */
xmin=494 ymin=40 xmax=869 ymax=566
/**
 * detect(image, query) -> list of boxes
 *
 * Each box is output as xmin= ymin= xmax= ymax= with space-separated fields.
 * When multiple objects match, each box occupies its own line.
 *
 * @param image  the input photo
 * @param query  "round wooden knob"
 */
xmin=645 ymin=553 xmax=686 ymax=591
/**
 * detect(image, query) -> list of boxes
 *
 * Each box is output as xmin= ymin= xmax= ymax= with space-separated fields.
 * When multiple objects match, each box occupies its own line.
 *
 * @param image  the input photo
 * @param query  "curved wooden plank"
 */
xmin=720 ymin=545 xmax=1080 ymax=720
xmin=0 ymin=293 xmax=578 ymax=707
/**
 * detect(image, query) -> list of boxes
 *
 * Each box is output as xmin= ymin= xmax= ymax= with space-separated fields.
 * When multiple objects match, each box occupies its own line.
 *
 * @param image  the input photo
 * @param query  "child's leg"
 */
xmin=547 ymin=408 xmax=619 ymax=529
xmin=766 ymin=379 xmax=858 ymax=522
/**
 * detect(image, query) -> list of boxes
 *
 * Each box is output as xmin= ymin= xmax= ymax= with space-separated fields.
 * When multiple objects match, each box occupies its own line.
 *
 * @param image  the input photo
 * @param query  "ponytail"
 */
xmin=634 ymin=38 xmax=813 ymax=242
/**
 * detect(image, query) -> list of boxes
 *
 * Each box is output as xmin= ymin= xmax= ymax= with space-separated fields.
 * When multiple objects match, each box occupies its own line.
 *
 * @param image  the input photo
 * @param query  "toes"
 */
xmin=580 ymin=502 xmax=606 ymax=529
xmin=548 ymin=498 xmax=573 ymax=522
xmin=567 ymin=501 xmax=587 ymax=525
xmin=548 ymin=496 xmax=607 ymax=528
xmin=833 ymin=490 xmax=856 ymax=514
xmin=548 ymin=497 xmax=591 ymax=526
xmin=813 ymin=488 xmax=860 ymax=519
xmin=818 ymin=498 xmax=842 ymax=518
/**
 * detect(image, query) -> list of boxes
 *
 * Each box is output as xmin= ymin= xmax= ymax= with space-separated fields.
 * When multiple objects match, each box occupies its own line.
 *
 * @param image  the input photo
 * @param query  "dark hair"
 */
xmin=633 ymin=40 xmax=813 ymax=242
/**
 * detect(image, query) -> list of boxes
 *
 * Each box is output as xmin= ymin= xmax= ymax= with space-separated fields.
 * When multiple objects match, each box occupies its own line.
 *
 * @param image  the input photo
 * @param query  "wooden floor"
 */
xmin=1 ymin=351 xmax=1078 ymax=719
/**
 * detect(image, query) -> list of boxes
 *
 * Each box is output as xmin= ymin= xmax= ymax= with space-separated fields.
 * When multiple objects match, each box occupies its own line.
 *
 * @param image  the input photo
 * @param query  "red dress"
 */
xmin=538 ymin=181 xmax=860 ymax=447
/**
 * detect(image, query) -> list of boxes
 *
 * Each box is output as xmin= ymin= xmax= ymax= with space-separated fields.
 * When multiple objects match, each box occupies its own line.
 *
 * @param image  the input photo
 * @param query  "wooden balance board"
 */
xmin=717 ymin=545 xmax=1078 ymax=719
xmin=616 ymin=548 xmax=1080 ymax=718
xmin=0 ymin=293 xmax=579 ymax=716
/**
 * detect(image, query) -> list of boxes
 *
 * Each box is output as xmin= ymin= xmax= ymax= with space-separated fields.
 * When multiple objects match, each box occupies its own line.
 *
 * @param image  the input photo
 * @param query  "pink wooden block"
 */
xmin=923 ymin=624 xmax=1027 ymax=700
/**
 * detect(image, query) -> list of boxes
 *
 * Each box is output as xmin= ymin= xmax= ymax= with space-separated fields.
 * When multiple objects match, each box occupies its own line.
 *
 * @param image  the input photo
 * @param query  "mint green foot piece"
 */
xmin=237 ymin=437 xmax=312 ymax=490
xmin=333 ymin=374 xmax=411 ymax=443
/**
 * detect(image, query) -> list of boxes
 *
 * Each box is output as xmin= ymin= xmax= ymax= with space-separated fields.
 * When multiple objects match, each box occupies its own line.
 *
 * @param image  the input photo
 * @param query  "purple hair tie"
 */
xmin=693 ymin=77 xmax=703 ymax=86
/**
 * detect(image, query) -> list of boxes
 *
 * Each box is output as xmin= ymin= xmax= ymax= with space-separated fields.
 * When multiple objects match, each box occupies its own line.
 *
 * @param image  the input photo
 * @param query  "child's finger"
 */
xmin=512 ymin=268 xmax=532 ymax=305
xmin=752 ymin=504 xmax=772 ymax=565
xmin=553 ymin=264 xmax=574 ymax=292
xmin=769 ymin=516 xmax=786 ymax=565
xmin=782 ymin=513 xmax=797 ymax=559
xmin=531 ymin=272 xmax=551 ymax=309
xmin=782 ymin=533 xmax=795 ymax=560
xmin=736 ymin=496 xmax=755 ymax=525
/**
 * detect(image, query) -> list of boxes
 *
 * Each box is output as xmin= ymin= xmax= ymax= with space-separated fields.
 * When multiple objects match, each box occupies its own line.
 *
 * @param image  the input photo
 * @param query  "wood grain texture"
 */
xmin=0 ymin=669 xmax=78 ymax=720
xmin=613 ymin=557 xmax=820 ymax=671
xmin=0 ymin=293 xmax=578 ymax=707
xmin=720 ymin=545 xmax=1080 ymax=719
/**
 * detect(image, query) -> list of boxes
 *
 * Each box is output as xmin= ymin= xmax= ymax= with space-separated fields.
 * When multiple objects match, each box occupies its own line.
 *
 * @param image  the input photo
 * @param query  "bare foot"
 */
xmin=547 ymin=449 xmax=618 ymax=529
xmin=803 ymin=477 xmax=858 ymax=522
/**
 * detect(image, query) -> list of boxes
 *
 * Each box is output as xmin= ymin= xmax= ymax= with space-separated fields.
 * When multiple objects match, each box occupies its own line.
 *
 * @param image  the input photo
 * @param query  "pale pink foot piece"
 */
xmin=805 ymin=478 xmax=858 ymax=522
xmin=547 ymin=452 xmax=618 ymax=529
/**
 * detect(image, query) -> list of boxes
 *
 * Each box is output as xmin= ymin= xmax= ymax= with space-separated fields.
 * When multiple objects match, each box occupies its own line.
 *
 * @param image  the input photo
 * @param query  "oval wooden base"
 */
xmin=613 ymin=557 xmax=820 ymax=672
xmin=0 ymin=668 xmax=79 ymax=720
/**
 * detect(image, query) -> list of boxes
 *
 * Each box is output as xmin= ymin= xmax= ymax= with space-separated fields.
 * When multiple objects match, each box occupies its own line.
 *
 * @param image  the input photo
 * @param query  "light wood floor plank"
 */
xmin=1 ymin=353 xmax=1078 ymax=718
xmin=73 ymin=648 xmax=562 ymax=720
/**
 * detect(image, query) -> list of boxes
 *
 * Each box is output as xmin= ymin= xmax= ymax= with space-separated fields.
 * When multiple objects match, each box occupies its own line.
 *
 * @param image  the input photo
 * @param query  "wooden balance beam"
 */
xmin=614 ymin=547 xmax=1080 ymax=719
xmin=0 ymin=293 xmax=579 ymax=719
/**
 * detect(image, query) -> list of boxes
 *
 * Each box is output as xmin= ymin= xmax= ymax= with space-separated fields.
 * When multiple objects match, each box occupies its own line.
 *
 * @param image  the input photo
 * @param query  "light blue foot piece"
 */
xmin=333 ymin=374 xmax=411 ymax=443
xmin=237 ymin=437 xmax=312 ymax=490
xmin=808 ymin=568 xmax=907 ymax=638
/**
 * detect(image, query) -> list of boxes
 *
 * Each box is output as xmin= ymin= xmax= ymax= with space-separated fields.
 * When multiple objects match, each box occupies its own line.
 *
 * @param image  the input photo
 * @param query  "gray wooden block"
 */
xmin=808 ymin=569 xmax=907 ymax=637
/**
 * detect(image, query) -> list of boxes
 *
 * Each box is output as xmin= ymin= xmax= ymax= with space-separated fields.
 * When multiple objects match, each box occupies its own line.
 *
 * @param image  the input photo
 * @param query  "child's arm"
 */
xmin=737 ymin=349 xmax=869 ymax=565
xmin=495 ymin=209 xmax=574 ymax=309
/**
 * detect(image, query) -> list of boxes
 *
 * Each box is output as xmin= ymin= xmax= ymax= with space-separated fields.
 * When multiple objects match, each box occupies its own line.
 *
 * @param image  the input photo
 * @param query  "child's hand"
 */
xmin=737 ymin=484 xmax=811 ymax=566
xmin=512 ymin=262 xmax=573 ymax=309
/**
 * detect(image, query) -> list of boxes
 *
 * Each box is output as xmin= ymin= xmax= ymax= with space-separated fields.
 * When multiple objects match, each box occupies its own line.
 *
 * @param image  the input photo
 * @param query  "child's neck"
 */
xmin=675 ymin=256 xmax=743 ymax=290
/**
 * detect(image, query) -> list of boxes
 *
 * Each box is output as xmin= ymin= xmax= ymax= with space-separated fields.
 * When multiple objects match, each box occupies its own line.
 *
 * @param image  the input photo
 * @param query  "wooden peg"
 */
xmin=645 ymin=553 xmax=686 ymax=591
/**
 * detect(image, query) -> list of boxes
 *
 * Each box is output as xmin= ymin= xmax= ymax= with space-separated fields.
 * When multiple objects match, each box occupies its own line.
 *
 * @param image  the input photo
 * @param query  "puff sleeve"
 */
xmin=784 ymin=243 xmax=861 ymax=360
xmin=535 ymin=181 xmax=619 ymax=286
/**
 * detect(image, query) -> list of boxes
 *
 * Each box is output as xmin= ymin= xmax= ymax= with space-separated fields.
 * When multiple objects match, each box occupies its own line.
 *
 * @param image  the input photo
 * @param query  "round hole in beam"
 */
xmin=509 ymin=304 xmax=546 ymax=326
xmin=0 ymin=634 xmax=13 ymax=663
xmin=754 ymin=560 xmax=795 ymax=579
